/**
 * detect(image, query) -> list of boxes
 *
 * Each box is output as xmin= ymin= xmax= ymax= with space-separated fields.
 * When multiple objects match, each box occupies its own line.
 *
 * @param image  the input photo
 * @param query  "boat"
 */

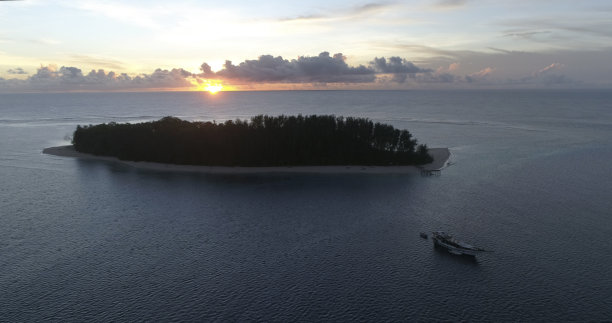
xmin=420 ymin=232 xmax=428 ymax=239
xmin=431 ymin=231 xmax=490 ymax=256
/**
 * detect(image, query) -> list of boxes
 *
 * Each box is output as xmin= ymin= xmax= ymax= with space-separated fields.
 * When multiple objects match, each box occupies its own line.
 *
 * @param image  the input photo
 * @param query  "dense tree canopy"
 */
xmin=72 ymin=115 xmax=432 ymax=166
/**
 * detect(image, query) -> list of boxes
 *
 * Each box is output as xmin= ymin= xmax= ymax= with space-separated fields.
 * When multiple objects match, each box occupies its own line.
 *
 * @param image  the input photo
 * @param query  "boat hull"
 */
xmin=433 ymin=237 xmax=483 ymax=256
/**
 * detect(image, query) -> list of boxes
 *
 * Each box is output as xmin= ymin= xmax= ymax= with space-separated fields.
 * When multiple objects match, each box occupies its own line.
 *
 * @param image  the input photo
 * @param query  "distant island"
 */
xmin=69 ymin=115 xmax=433 ymax=167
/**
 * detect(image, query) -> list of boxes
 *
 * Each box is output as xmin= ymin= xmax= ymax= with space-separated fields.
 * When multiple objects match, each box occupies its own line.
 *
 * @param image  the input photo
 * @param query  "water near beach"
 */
xmin=1 ymin=90 xmax=611 ymax=321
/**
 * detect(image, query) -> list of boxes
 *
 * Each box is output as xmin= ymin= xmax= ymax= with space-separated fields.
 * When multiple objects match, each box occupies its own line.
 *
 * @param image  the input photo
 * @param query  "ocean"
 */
xmin=1 ymin=90 xmax=611 ymax=321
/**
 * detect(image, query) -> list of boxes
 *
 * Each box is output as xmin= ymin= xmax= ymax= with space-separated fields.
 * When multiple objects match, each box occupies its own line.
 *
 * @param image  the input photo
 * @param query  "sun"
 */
xmin=204 ymin=83 xmax=223 ymax=94
xmin=191 ymin=78 xmax=224 ymax=94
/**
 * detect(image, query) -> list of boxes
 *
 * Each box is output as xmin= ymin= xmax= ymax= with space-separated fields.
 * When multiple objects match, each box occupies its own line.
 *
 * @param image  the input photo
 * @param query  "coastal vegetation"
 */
xmin=72 ymin=115 xmax=432 ymax=166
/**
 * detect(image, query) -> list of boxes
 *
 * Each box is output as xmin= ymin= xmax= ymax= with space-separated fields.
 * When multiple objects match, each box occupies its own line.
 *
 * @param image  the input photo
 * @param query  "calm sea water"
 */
xmin=1 ymin=90 xmax=611 ymax=321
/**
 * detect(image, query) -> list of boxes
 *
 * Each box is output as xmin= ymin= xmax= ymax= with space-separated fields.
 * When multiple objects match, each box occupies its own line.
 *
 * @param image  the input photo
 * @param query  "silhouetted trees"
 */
xmin=72 ymin=115 xmax=433 ymax=166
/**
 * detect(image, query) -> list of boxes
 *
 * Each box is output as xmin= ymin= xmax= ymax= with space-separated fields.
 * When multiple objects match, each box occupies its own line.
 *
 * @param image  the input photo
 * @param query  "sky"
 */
xmin=1 ymin=0 xmax=611 ymax=92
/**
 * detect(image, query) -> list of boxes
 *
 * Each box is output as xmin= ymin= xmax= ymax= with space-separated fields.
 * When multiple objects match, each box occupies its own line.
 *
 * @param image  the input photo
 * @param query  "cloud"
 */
xmin=0 ymin=52 xmax=434 ymax=92
xmin=435 ymin=62 xmax=460 ymax=74
xmin=371 ymin=56 xmax=432 ymax=83
xmin=373 ymin=41 xmax=611 ymax=86
xmin=278 ymin=14 xmax=324 ymax=22
xmin=487 ymin=47 xmax=526 ymax=55
xmin=371 ymin=56 xmax=431 ymax=74
xmin=351 ymin=3 xmax=391 ymax=15
xmin=415 ymin=72 xmax=457 ymax=84
xmin=503 ymin=30 xmax=552 ymax=40
xmin=383 ymin=44 xmax=475 ymax=61
xmin=534 ymin=63 xmax=564 ymax=76
xmin=279 ymin=2 xmax=394 ymax=22
xmin=466 ymin=67 xmax=493 ymax=83
xmin=70 ymin=55 xmax=125 ymax=70
xmin=0 ymin=64 xmax=194 ymax=92
xmin=516 ymin=63 xmax=571 ymax=86
xmin=1 ymin=50 xmax=600 ymax=91
xmin=201 ymin=52 xmax=377 ymax=84
xmin=470 ymin=67 xmax=493 ymax=78
xmin=417 ymin=63 xmax=572 ymax=87
xmin=448 ymin=62 xmax=460 ymax=72
xmin=7 ymin=67 xmax=27 ymax=74
xmin=498 ymin=16 xmax=612 ymax=50
xmin=433 ymin=0 xmax=468 ymax=9
xmin=200 ymin=52 xmax=433 ymax=85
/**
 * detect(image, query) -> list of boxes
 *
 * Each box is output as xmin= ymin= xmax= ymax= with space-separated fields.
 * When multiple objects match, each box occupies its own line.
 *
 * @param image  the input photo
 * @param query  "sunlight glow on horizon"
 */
xmin=204 ymin=83 xmax=223 ymax=94
xmin=190 ymin=78 xmax=225 ymax=94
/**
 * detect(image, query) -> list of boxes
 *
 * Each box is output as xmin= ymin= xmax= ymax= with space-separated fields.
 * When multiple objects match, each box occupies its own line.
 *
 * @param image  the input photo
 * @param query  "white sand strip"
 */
xmin=421 ymin=148 xmax=451 ymax=171
xmin=43 ymin=145 xmax=450 ymax=174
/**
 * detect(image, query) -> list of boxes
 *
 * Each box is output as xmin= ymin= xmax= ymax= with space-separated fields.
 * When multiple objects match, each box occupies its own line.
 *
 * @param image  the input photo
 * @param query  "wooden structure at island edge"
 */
xmin=419 ymin=148 xmax=451 ymax=176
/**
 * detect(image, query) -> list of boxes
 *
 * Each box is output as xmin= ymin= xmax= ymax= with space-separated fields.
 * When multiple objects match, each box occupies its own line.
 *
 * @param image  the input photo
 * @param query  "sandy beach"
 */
xmin=43 ymin=145 xmax=450 ymax=174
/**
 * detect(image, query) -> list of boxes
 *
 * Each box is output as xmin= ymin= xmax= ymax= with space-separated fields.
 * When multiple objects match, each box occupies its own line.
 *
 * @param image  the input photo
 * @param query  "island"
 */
xmin=44 ymin=115 xmax=451 ymax=174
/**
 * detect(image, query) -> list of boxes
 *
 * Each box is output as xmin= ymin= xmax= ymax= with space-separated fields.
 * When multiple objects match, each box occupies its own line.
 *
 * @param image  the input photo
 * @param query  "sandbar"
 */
xmin=43 ymin=145 xmax=451 ymax=174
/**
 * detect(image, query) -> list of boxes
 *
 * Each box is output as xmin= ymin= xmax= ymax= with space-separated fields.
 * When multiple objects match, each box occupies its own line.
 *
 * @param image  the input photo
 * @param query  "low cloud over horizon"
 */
xmin=0 ymin=64 xmax=195 ymax=92
xmin=0 ymin=52 xmax=587 ymax=92
xmin=199 ymin=52 xmax=433 ymax=85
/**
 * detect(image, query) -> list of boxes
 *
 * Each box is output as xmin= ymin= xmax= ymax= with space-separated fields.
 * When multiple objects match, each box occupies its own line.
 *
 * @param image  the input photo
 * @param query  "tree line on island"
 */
xmin=72 ymin=115 xmax=433 ymax=166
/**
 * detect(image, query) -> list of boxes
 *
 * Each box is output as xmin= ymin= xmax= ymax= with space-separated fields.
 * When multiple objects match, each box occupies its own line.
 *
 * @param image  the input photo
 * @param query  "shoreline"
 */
xmin=43 ymin=145 xmax=451 ymax=174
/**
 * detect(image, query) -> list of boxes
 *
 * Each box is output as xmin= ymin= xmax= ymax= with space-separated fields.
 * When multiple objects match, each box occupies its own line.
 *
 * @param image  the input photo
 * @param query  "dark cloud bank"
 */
xmin=200 ymin=52 xmax=429 ymax=84
xmin=0 ymin=52 xmax=573 ymax=92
